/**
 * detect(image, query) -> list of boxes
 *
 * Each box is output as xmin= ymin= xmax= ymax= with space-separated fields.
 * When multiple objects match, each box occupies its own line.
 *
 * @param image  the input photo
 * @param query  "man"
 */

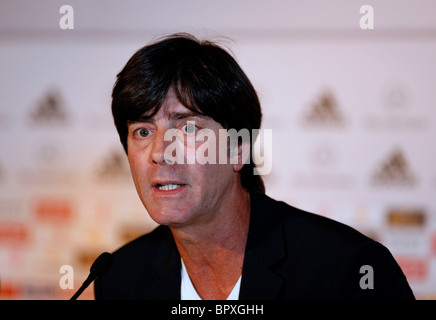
xmin=95 ymin=33 xmax=414 ymax=300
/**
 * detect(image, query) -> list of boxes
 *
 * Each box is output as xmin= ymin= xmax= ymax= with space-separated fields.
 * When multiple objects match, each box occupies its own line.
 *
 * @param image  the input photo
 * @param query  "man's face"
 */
xmin=127 ymin=90 xmax=239 ymax=229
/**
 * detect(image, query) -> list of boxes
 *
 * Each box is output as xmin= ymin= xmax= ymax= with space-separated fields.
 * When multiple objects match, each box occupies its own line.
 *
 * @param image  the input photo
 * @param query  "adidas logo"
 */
xmin=28 ymin=88 xmax=69 ymax=125
xmin=94 ymin=150 xmax=131 ymax=182
xmin=371 ymin=148 xmax=417 ymax=187
xmin=301 ymin=89 xmax=346 ymax=127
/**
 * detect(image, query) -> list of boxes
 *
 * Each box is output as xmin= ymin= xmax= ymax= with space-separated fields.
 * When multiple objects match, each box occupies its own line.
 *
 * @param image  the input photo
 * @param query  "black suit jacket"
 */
xmin=95 ymin=193 xmax=415 ymax=299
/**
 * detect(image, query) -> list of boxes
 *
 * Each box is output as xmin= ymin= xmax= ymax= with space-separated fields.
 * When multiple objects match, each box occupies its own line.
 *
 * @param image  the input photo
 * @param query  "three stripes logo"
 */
xmin=371 ymin=148 xmax=417 ymax=187
xmin=301 ymin=89 xmax=346 ymax=127
xmin=28 ymin=88 xmax=69 ymax=125
xmin=94 ymin=150 xmax=131 ymax=183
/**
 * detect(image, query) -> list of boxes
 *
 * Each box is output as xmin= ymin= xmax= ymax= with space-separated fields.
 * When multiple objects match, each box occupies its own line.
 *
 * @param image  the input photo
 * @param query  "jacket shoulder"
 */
xmin=94 ymin=225 xmax=172 ymax=299
xmin=251 ymin=193 xmax=414 ymax=299
xmin=253 ymin=193 xmax=373 ymax=247
xmin=112 ymin=225 xmax=170 ymax=259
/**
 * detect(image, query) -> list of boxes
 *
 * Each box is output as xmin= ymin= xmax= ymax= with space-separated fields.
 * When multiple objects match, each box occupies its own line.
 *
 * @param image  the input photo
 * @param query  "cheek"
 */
xmin=193 ymin=133 xmax=227 ymax=165
xmin=127 ymin=154 xmax=138 ymax=175
xmin=127 ymin=152 xmax=147 ymax=187
xmin=199 ymin=163 xmax=234 ymax=187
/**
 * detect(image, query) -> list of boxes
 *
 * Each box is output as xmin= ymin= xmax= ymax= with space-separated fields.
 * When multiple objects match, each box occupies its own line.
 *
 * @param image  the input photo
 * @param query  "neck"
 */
xmin=170 ymin=186 xmax=251 ymax=299
xmin=171 ymin=187 xmax=250 ymax=261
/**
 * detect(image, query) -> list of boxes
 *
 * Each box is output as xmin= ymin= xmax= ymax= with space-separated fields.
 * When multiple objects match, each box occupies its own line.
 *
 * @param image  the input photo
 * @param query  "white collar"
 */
xmin=180 ymin=259 xmax=241 ymax=300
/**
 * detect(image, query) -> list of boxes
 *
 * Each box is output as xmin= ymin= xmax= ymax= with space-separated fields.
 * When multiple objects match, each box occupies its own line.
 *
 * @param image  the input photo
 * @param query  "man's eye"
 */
xmin=181 ymin=123 xmax=198 ymax=134
xmin=136 ymin=128 xmax=150 ymax=137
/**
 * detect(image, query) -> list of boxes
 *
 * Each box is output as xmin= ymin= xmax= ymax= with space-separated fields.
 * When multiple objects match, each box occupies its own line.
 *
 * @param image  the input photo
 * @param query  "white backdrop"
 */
xmin=0 ymin=0 xmax=435 ymax=299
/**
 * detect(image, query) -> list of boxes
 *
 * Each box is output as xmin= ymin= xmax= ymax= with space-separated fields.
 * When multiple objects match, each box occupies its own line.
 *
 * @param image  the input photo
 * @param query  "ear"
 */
xmin=232 ymin=141 xmax=251 ymax=172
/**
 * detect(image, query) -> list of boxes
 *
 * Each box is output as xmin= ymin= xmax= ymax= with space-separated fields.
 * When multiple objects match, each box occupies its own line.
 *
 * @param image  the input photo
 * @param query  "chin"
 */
xmin=148 ymin=209 xmax=191 ymax=227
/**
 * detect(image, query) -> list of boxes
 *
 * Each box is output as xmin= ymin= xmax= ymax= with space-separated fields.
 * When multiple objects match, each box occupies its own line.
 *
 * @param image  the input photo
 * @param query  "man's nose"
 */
xmin=150 ymin=130 xmax=175 ymax=165
xmin=150 ymin=129 xmax=171 ymax=165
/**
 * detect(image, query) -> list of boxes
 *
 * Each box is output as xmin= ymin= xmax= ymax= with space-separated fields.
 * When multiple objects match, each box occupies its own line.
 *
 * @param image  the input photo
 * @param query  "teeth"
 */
xmin=157 ymin=184 xmax=182 ymax=191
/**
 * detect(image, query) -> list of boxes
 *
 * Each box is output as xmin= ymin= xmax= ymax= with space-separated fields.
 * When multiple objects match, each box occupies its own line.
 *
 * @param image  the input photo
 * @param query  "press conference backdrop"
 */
xmin=0 ymin=0 xmax=435 ymax=299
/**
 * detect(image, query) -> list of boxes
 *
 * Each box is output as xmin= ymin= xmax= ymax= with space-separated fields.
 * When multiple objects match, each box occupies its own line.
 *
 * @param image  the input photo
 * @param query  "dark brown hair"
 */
xmin=111 ymin=33 xmax=265 ymax=194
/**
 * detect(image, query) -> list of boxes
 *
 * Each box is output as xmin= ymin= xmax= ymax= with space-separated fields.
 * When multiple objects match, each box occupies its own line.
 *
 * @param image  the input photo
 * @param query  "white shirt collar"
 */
xmin=180 ymin=259 xmax=241 ymax=300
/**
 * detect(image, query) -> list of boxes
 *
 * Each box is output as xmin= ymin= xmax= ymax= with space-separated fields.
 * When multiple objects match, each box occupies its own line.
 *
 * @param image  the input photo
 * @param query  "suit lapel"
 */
xmin=141 ymin=227 xmax=181 ymax=300
xmin=139 ymin=194 xmax=287 ymax=300
xmin=239 ymin=193 xmax=287 ymax=300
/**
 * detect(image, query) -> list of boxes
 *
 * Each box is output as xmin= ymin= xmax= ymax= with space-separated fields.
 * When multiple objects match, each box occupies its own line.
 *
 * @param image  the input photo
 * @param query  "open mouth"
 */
xmin=155 ymin=183 xmax=186 ymax=191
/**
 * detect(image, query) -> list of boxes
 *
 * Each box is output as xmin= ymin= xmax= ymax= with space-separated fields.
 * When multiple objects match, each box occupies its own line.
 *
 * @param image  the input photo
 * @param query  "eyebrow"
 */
xmin=130 ymin=110 xmax=207 ymax=125
xmin=165 ymin=110 xmax=205 ymax=121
